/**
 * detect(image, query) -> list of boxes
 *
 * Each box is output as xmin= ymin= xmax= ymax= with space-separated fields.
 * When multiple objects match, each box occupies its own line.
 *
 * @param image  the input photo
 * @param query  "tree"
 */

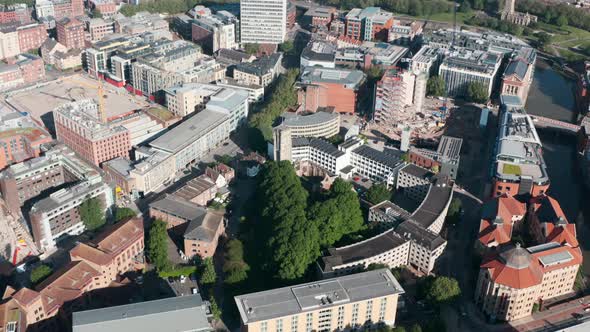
xmin=467 ymin=81 xmax=488 ymax=104
xmin=459 ymin=1 xmax=471 ymax=13
xmin=426 ymin=76 xmax=445 ymax=97
xmin=279 ymin=41 xmax=294 ymax=55
xmin=244 ymin=43 xmax=260 ymax=55
xmin=115 ymin=207 xmax=136 ymax=222
xmin=79 ymin=197 xmax=105 ymax=231
xmin=425 ymin=276 xmax=461 ymax=305
xmin=391 ymin=327 xmax=406 ymax=332
xmin=223 ymin=239 xmax=250 ymax=284
xmin=366 ymin=183 xmax=392 ymax=204
xmin=30 ymin=264 xmax=52 ymax=284
xmin=537 ymin=32 xmax=553 ymax=48
xmin=555 ymin=14 xmax=568 ymax=27
xmin=91 ymin=7 xmax=103 ymax=18
xmin=532 ymin=302 xmax=540 ymax=313
xmin=366 ymin=263 xmax=388 ymax=271
xmin=200 ymin=257 xmax=217 ymax=285
xmin=148 ymin=219 xmax=171 ymax=272
xmin=446 ymin=197 xmax=462 ymax=225
xmin=409 ymin=324 xmax=423 ymax=332
xmin=209 ymin=296 xmax=222 ymax=320
xmin=431 ymin=164 xmax=440 ymax=173
xmin=256 ymin=161 xmax=320 ymax=281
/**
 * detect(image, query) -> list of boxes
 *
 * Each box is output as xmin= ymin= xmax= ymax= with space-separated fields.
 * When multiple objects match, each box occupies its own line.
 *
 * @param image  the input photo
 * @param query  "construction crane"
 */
xmin=61 ymin=76 xmax=107 ymax=123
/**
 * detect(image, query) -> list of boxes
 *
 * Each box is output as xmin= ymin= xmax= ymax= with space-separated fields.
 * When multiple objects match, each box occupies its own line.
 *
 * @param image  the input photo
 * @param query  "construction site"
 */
xmin=1 ymin=73 xmax=150 ymax=135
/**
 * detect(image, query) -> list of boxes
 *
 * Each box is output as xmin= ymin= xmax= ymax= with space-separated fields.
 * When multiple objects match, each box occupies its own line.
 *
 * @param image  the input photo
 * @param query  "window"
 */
xmin=291 ymin=316 xmax=298 ymax=332
xmin=306 ymin=312 xmax=313 ymax=332
xmin=261 ymin=321 xmax=268 ymax=332
xmin=276 ymin=319 xmax=283 ymax=332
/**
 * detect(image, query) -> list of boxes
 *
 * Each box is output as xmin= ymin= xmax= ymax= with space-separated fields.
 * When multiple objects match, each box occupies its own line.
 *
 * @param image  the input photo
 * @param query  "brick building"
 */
xmin=298 ymin=66 xmax=366 ymax=114
xmin=0 ymin=24 xmax=20 ymax=59
xmin=56 ymin=17 xmax=85 ymax=49
xmin=0 ymin=4 xmax=32 ymax=25
xmin=501 ymin=49 xmax=536 ymax=105
xmin=303 ymin=6 xmax=337 ymax=28
xmin=0 ymin=114 xmax=51 ymax=170
xmin=345 ymin=7 xmax=393 ymax=42
xmin=16 ymin=23 xmax=47 ymax=52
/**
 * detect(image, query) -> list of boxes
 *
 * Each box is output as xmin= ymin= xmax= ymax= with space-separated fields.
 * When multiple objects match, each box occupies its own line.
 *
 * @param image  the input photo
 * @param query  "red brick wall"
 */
xmin=20 ymin=58 xmax=45 ymax=84
xmin=345 ymin=20 xmax=361 ymax=40
xmin=0 ymin=11 xmax=17 ymax=24
xmin=57 ymin=20 xmax=85 ymax=49
xmin=17 ymin=24 xmax=47 ymax=52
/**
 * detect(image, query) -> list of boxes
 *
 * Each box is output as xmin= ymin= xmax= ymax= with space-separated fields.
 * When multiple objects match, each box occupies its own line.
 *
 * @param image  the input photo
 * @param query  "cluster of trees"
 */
xmin=79 ymin=197 xmax=105 ymax=231
xmin=320 ymin=0 xmax=454 ymax=17
xmin=248 ymin=69 xmax=299 ymax=149
xmin=147 ymin=219 xmax=171 ymax=272
xmin=114 ymin=207 xmax=137 ymax=222
xmin=366 ymin=183 xmax=394 ymax=205
xmin=467 ymin=81 xmax=489 ymax=104
xmin=223 ymin=239 xmax=250 ymax=284
xmin=426 ymin=76 xmax=445 ymax=97
xmin=445 ymin=198 xmax=463 ymax=225
xmin=516 ymin=0 xmax=590 ymax=32
xmin=119 ymin=0 xmax=237 ymax=17
xmin=199 ymin=257 xmax=217 ymax=285
xmin=244 ymin=43 xmax=260 ymax=55
xmin=465 ymin=15 xmax=525 ymax=36
xmin=252 ymin=161 xmax=365 ymax=281
xmin=30 ymin=264 xmax=52 ymax=284
xmin=418 ymin=275 xmax=462 ymax=306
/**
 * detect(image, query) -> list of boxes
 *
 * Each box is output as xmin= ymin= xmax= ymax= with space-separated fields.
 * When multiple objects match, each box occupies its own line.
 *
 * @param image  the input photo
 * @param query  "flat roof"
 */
xmin=400 ymin=163 xmax=434 ymax=180
xmin=410 ymin=180 xmax=453 ymax=229
xmin=149 ymin=109 xmax=228 ymax=153
xmin=72 ymin=294 xmax=211 ymax=332
xmin=352 ymin=145 xmax=402 ymax=170
xmin=280 ymin=111 xmax=339 ymax=128
xmin=150 ymin=195 xmax=207 ymax=221
xmin=235 ymin=269 xmax=404 ymax=324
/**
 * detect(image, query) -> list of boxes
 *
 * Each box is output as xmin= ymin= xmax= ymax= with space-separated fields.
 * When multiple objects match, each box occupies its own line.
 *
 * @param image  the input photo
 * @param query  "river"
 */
xmin=526 ymin=62 xmax=590 ymax=274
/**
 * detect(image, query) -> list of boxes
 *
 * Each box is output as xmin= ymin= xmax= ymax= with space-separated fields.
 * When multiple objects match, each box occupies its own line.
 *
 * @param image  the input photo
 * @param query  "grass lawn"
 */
xmin=502 ymin=164 xmax=522 ymax=176
xmin=416 ymin=11 xmax=474 ymax=25
xmin=147 ymin=107 xmax=175 ymax=121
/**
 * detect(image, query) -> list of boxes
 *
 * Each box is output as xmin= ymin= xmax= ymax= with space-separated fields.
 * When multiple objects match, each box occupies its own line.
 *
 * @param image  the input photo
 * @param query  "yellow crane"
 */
xmin=62 ymin=76 xmax=107 ymax=123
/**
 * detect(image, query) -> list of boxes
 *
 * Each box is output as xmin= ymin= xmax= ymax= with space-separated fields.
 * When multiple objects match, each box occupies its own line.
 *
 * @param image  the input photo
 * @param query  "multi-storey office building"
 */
xmin=410 ymin=46 xmax=443 ymax=76
xmin=34 ymin=0 xmax=84 ymax=21
xmin=345 ymin=7 xmax=394 ymax=42
xmin=438 ymin=49 xmax=502 ymax=98
xmin=492 ymin=107 xmax=549 ymax=197
xmin=215 ymin=78 xmax=264 ymax=104
xmin=56 ymin=17 xmax=84 ymax=49
xmin=29 ymin=180 xmax=114 ymax=252
xmin=235 ymin=269 xmax=405 ymax=332
xmin=409 ymin=135 xmax=463 ymax=180
xmin=274 ymin=111 xmax=340 ymax=139
xmin=53 ymin=100 xmax=131 ymax=166
xmin=191 ymin=10 xmax=239 ymax=54
xmin=240 ymin=0 xmax=287 ymax=44
xmin=396 ymin=164 xmax=434 ymax=202
xmin=234 ymin=53 xmax=282 ymax=88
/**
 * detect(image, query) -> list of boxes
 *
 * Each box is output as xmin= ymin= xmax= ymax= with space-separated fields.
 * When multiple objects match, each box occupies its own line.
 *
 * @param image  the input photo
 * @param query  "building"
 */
xmin=0 ymin=113 xmax=51 ymax=170
xmin=492 ymin=107 xmax=549 ymax=197
xmin=0 ymin=217 xmax=143 ymax=331
xmin=374 ymin=68 xmax=419 ymax=128
xmin=0 ymin=4 xmax=32 ymax=25
xmin=396 ymin=164 xmax=435 ymax=202
xmin=235 ymin=269 xmax=405 ymax=332
xmin=345 ymin=7 xmax=393 ymax=42
xmin=41 ymin=38 xmax=82 ymax=70
xmin=29 ymin=180 xmax=114 ymax=252
xmin=240 ymin=0 xmax=287 ymax=44
xmin=215 ymin=78 xmax=264 ymax=104
xmin=72 ymin=294 xmax=212 ymax=332
xmin=53 ymin=100 xmax=131 ymax=166
xmin=164 ymin=83 xmax=249 ymax=130
xmin=191 ymin=10 xmax=239 ymax=54
xmin=303 ymin=6 xmax=337 ymax=28
xmin=438 ymin=49 xmax=502 ymax=98
xmin=88 ymin=0 xmax=117 ymax=19
xmin=16 ymin=23 xmax=47 ymax=53
xmin=426 ymin=28 xmax=531 ymax=56
xmin=388 ymin=20 xmax=422 ymax=45
xmin=0 ymin=24 xmax=20 ymax=59
xmin=576 ymin=62 xmax=590 ymax=114
xmin=476 ymin=193 xmax=527 ymax=251
xmin=501 ymin=48 xmax=536 ymax=105
xmin=233 ymin=53 xmax=282 ymax=87
xmin=70 ymin=217 xmax=145 ymax=282
xmin=0 ymin=143 xmax=99 ymax=214
xmin=300 ymin=40 xmax=336 ymax=70
xmin=409 ymin=135 xmax=463 ymax=179
xmin=500 ymin=0 xmax=537 ymax=26
xmin=215 ymin=48 xmax=255 ymax=66
xmin=172 ymin=175 xmax=218 ymax=206
xmin=34 ymin=0 xmax=84 ymax=21
xmin=87 ymin=18 xmax=114 ymax=42
xmin=475 ymin=243 xmax=581 ymax=321
xmin=320 ymin=176 xmax=453 ymax=277
xmin=411 ymin=46 xmax=443 ymax=76
xmin=113 ymin=11 xmax=169 ymax=36
xmin=0 ymin=53 xmax=45 ymax=91
xmin=298 ymin=67 xmax=366 ymax=114
xmin=56 ymin=17 xmax=85 ymax=49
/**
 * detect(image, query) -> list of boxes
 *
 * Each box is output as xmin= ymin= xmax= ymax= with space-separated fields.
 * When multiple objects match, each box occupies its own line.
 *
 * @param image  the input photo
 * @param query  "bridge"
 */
xmin=530 ymin=115 xmax=580 ymax=134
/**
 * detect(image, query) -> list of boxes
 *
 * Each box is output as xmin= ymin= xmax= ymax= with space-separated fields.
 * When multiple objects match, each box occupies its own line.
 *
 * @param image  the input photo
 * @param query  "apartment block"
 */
xmin=0 ymin=218 xmax=143 ymax=331
xmin=0 ymin=24 xmax=20 ymax=59
xmin=240 ymin=0 xmax=287 ymax=44
xmin=438 ymin=49 xmax=502 ymax=98
xmin=345 ymin=7 xmax=393 ymax=42
xmin=16 ymin=23 xmax=47 ymax=53
xmin=53 ymin=100 xmax=130 ymax=166
xmin=235 ymin=269 xmax=404 ymax=332
xmin=0 ymin=53 xmax=45 ymax=91
xmin=191 ymin=10 xmax=239 ymax=54
xmin=0 ymin=4 xmax=32 ymax=25
xmin=35 ymin=0 xmax=84 ymax=21
xmin=0 ymin=114 xmax=51 ymax=170
xmin=298 ymin=66 xmax=366 ymax=114
xmin=164 ymin=83 xmax=249 ymax=130
xmin=234 ymin=53 xmax=282 ymax=88
xmin=87 ymin=18 xmax=114 ymax=42
xmin=30 ymin=180 xmax=113 ymax=252
xmin=56 ymin=17 xmax=85 ymax=49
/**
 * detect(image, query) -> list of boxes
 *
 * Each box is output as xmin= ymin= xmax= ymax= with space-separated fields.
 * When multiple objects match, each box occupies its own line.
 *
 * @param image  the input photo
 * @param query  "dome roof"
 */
xmin=499 ymin=244 xmax=533 ymax=269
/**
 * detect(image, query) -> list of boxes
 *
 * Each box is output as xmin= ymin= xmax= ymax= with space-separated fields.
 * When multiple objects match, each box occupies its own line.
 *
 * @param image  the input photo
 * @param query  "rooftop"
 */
xmin=410 ymin=178 xmax=454 ymax=229
xmin=150 ymin=195 xmax=207 ymax=221
xmin=396 ymin=220 xmax=446 ymax=250
xmin=300 ymin=67 xmax=365 ymax=88
xmin=235 ymin=269 xmax=404 ymax=323
xmin=400 ymin=164 xmax=434 ymax=180
xmin=184 ymin=209 xmax=224 ymax=243
xmin=235 ymin=53 xmax=282 ymax=77
xmin=279 ymin=111 xmax=339 ymax=129
xmin=72 ymin=294 xmax=211 ymax=332
xmin=352 ymin=145 xmax=403 ymax=170
xmin=173 ymin=175 xmax=216 ymax=202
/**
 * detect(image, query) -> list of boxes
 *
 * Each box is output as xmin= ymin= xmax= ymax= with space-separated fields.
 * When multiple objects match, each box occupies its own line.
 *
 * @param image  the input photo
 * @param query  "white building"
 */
xmin=438 ymin=49 xmax=502 ymax=98
xmin=240 ymin=0 xmax=287 ymax=44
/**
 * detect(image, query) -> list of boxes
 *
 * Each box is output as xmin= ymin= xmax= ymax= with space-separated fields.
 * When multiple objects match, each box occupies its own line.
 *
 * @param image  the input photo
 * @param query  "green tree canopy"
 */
xmin=30 ymin=264 xmax=52 ymax=284
xmin=115 ymin=207 xmax=136 ymax=222
xmin=256 ymin=161 xmax=320 ymax=281
xmin=79 ymin=197 xmax=105 ymax=231
xmin=537 ymin=32 xmax=553 ymax=48
xmin=555 ymin=15 xmax=568 ymax=27
xmin=200 ymin=257 xmax=217 ymax=285
xmin=409 ymin=324 xmax=423 ymax=332
xmin=366 ymin=263 xmax=389 ymax=271
xmin=279 ymin=41 xmax=294 ymax=55
xmin=425 ymin=276 xmax=461 ymax=305
xmin=366 ymin=183 xmax=393 ymax=204
xmin=467 ymin=81 xmax=488 ymax=104
xmin=426 ymin=76 xmax=445 ymax=97
xmin=446 ymin=197 xmax=462 ymax=225
xmin=209 ymin=296 xmax=222 ymax=320
xmin=223 ymin=239 xmax=250 ymax=284
xmin=309 ymin=179 xmax=365 ymax=247
xmin=148 ymin=219 xmax=171 ymax=272
xmin=244 ymin=43 xmax=260 ymax=55
xmin=91 ymin=7 xmax=103 ymax=18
